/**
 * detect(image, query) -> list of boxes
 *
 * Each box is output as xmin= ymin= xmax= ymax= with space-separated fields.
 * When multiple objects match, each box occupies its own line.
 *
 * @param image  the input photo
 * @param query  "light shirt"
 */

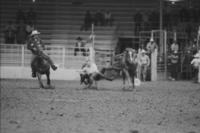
xmin=146 ymin=42 xmax=157 ymax=53
xmin=140 ymin=55 xmax=150 ymax=65
xmin=82 ymin=62 xmax=99 ymax=74
xmin=171 ymin=43 xmax=179 ymax=52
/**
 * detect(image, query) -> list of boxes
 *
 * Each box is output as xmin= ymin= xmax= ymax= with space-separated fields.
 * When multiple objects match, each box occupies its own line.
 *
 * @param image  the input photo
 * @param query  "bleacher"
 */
xmin=0 ymin=0 xmax=159 ymax=49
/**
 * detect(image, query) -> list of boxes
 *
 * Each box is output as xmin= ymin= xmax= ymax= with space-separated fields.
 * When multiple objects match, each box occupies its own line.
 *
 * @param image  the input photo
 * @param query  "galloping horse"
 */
xmin=31 ymin=55 xmax=53 ymax=89
xmin=121 ymin=48 xmax=138 ymax=90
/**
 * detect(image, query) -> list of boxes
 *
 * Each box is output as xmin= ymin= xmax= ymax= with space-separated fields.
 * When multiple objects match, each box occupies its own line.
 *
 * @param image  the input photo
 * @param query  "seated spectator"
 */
xmin=170 ymin=40 xmax=179 ymax=53
xmin=133 ymin=10 xmax=143 ymax=34
xmin=16 ymin=9 xmax=26 ymax=24
xmin=26 ymin=7 xmax=37 ymax=26
xmin=26 ymin=22 xmax=34 ymax=37
xmin=74 ymin=37 xmax=86 ymax=56
xmin=94 ymin=10 xmax=104 ymax=26
xmin=81 ymin=10 xmax=92 ymax=31
xmin=104 ymin=10 xmax=112 ymax=26
xmin=4 ymin=21 xmax=16 ymax=44
xmin=138 ymin=49 xmax=150 ymax=81
xmin=16 ymin=21 xmax=27 ymax=44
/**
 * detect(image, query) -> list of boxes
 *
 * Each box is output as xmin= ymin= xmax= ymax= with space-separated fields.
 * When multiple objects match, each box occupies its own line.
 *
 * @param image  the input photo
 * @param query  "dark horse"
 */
xmin=31 ymin=55 xmax=53 ymax=89
xmin=121 ymin=48 xmax=138 ymax=90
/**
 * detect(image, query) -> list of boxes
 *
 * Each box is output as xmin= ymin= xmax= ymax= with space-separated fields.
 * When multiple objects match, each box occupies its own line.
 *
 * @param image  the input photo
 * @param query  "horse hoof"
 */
xmin=45 ymin=85 xmax=55 ymax=89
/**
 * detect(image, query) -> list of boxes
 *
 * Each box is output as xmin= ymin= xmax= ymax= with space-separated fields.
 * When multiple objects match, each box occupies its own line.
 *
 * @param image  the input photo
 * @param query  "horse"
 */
xmin=121 ymin=48 xmax=138 ymax=90
xmin=31 ymin=55 xmax=53 ymax=89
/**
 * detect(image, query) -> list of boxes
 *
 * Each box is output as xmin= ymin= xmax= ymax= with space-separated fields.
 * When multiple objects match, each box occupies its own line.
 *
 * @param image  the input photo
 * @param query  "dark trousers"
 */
xmin=170 ymin=63 xmax=179 ymax=79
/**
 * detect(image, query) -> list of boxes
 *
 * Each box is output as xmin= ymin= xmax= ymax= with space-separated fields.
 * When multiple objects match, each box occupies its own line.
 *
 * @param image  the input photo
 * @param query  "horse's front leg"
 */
xmin=124 ymin=70 xmax=133 ymax=90
xmin=46 ymin=71 xmax=50 ymax=86
xmin=122 ymin=70 xmax=126 ymax=90
xmin=37 ymin=73 xmax=44 ymax=89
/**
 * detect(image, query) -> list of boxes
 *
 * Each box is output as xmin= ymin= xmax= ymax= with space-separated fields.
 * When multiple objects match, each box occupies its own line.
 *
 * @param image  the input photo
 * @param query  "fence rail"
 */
xmin=0 ymin=44 xmax=114 ymax=69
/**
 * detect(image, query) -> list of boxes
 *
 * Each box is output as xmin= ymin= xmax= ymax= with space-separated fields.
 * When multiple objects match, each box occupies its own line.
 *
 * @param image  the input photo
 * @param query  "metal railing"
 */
xmin=0 ymin=44 xmax=114 ymax=69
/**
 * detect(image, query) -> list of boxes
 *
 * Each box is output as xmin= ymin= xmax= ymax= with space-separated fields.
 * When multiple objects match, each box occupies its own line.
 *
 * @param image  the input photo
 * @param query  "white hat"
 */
xmin=150 ymin=38 xmax=154 ymax=42
xmin=141 ymin=49 xmax=146 ymax=53
xmin=174 ymin=50 xmax=178 ymax=54
xmin=30 ymin=30 xmax=40 ymax=36
xmin=194 ymin=53 xmax=200 ymax=58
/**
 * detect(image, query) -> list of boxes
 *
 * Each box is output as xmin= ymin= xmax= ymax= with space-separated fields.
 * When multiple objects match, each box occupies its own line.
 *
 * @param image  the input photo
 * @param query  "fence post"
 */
xmin=21 ymin=45 xmax=24 ymax=67
xmin=62 ymin=47 xmax=65 ymax=68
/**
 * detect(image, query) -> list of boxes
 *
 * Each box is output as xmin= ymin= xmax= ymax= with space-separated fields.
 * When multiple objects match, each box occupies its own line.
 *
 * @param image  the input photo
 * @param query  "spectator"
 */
xmin=26 ymin=22 xmax=34 ymax=37
xmin=134 ymin=10 xmax=143 ymax=34
xmin=104 ymin=10 xmax=112 ymax=26
xmin=16 ymin=21 xmax=27 ymax=44
xmin=16 ymin=9 xmax=26 ymax=24
xmin=81 ymin=10 xmax=92 ymax=31
xmin=26 ymin=7 xmax=37 ymax=26
xmin=4 ymin=21 xmax=16 ymax=44
xmin=191 ymin=50 xmax=200 ymax=83
xmin=146 ymin=38 xmax=158 ymax=81
xmin=170 ymin=40 xmax=179 ymax=53
xmin=146 ymin=38 xmax=157 ymax=54
xmin=169 ymin=51 xmax=179 ymax=81
xmin=94 ymin=10 xmax=104 ymax=26
xmin=138 ymin=49 xmax=150 ymax=81
xmin=74 ymin=37 xmax=86 ymax=56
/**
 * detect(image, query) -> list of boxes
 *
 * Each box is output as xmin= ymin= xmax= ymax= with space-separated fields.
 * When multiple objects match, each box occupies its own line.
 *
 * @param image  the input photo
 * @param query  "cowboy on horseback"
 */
xmin=27 ymin=30 xmax=57 ymax=78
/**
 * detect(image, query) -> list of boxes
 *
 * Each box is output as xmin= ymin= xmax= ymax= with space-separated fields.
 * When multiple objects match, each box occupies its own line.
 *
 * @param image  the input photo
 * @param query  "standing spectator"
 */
xmin=105 ymin=10 xmax=112 ymax=26
xmin=134 ymin=10 xmax=143 ymax=34
xmin=74 ymin=37 xmax=86 ymax=56
xmin=169 ymin=51 xmax=179 ymax=81
xmin=4 ymin=21 xmax=16 ymax=44
xmin=146 ymin=38 xmax=158 ymax=54
xmin=170 ymin=40 xmax=179 ymax=53
xmin=191 ymin=50 xmax=200 ymax=83
xmin=16 ymin=9 xmax=26 ymax=24
xmin=26 ymin=7 xmax=37 ymax=26
xmin=81 ymin=10 xmax=92 ymax=31
xmin=146 ymin=38 xmax=158 ymax=81
xmin=16 ymin=21 xmax=27 ymax=44
xmin=138 ymin=49 xmax=150 ymax=81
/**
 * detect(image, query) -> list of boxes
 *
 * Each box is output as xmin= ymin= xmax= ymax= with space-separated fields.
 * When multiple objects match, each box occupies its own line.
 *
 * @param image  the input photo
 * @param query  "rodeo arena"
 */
xmin=1 ymin=0 xmax=200 ymax=133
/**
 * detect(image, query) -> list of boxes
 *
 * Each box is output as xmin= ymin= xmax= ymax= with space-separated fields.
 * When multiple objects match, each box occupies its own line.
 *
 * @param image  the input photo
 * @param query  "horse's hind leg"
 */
xmin=37 ymin=73 xmax=44 ymax=89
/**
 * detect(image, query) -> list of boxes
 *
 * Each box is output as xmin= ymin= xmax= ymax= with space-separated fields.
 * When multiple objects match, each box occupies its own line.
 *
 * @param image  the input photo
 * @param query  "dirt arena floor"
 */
xmin=1 ymin=79 xmax=200 ymax=133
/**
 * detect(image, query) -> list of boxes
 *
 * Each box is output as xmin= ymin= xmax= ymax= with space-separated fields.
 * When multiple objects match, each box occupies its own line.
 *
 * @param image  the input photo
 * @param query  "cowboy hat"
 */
xmin=173 ymin=50 xmax=178 ymax=54
xmin=141 ymin=49 xmax=146 ymax=53
xmin=194 ymin=52 xmax=200 ymax=58
xmin=30 ymin=30 xmax=40 ymax=36
xmin=77 ymin=36 xmax=82 ymax=40
xmin=125 ymin=48 xmax=136 ymax=52
xmin=150 ymin=38 xmax=154 ymax=42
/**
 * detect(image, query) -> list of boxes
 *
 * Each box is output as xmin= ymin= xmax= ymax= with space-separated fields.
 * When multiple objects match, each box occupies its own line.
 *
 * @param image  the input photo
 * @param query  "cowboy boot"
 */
xmin=51 ymin=64 xmax=57 ymax=70
xmin=47 ymin=58 xmax=57 ymax=70
xmin=32 ymin=69 xmax=36 ymax=78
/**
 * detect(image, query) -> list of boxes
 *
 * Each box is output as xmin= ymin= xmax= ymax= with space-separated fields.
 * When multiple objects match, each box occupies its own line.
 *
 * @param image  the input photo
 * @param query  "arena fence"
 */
xmin=0 ymin=44 xmax=114 ymax=69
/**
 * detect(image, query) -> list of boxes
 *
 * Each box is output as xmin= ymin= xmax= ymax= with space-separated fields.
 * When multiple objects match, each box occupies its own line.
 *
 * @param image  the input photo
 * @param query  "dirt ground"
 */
xmin=1 ymin=79 xmax=200 ymax=133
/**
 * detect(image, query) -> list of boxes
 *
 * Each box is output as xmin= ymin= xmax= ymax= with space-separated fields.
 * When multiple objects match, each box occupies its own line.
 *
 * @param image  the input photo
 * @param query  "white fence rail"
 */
xmin=0 ymin=44 xmax=114 ymax=69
